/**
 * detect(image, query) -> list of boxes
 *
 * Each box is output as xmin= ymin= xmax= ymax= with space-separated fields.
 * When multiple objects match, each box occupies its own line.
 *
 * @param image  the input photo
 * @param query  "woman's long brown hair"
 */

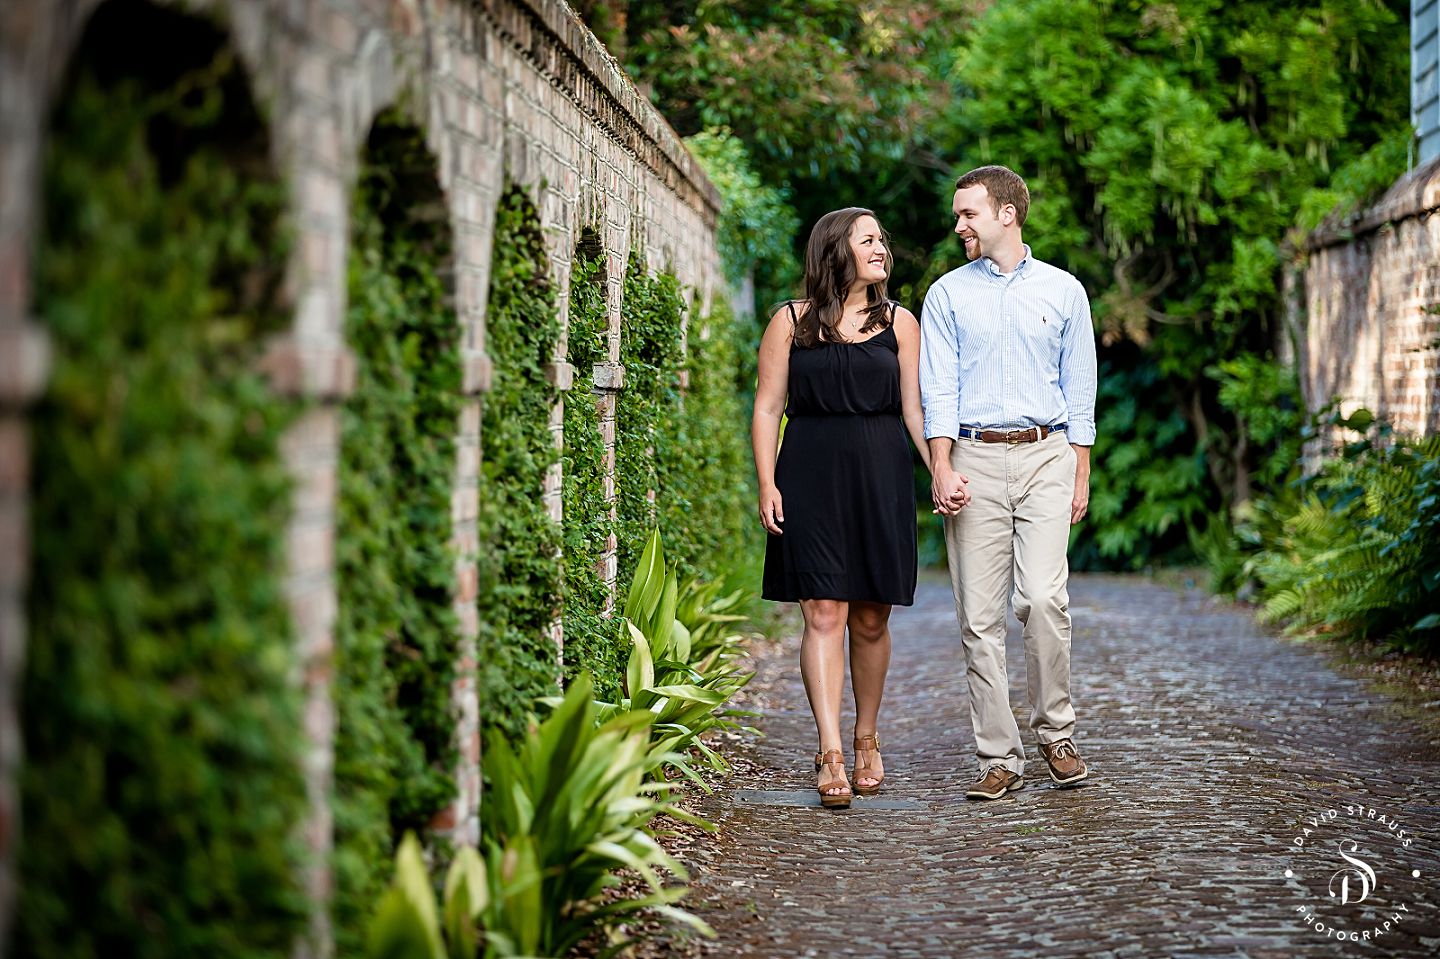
xmin=789 ymin=207 xmax=893 ymax=348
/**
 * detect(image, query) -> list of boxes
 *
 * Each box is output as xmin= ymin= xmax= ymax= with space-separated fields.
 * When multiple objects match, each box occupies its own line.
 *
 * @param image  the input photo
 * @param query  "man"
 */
xmin=919 ymin=165 xmax=1097 ymax=801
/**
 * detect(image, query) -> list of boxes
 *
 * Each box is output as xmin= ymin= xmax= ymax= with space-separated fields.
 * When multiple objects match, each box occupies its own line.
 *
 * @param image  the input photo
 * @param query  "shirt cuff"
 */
xmin=924 ymin=412 xmax=958 ymax=440
xmin=1066 ymin=421 xmax=1096 ymax=445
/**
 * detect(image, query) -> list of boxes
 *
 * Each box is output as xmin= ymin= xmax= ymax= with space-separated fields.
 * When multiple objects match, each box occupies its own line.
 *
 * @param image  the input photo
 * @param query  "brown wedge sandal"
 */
xmin=817 ymin=749 xmax=852 ymax=809
xmin=852 ymin=733 xmax=884 ymax=796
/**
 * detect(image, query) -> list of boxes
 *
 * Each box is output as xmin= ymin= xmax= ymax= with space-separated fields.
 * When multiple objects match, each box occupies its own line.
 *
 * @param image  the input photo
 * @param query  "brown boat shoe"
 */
xmin=1037 ymin=738 xmax=1088 ymax=787
xmin=965 ymin=764 xmax=1023 ymax=800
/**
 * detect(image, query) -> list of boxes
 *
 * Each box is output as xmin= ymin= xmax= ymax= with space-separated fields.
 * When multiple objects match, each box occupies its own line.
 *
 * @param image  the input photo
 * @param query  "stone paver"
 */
xmin=671 ymin=573 xmax=1440 ymax=958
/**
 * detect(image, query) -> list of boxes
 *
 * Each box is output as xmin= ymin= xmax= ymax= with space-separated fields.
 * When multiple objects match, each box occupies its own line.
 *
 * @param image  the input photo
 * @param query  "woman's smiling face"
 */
xmin=849 ymin=214 xmax=889 ymax=284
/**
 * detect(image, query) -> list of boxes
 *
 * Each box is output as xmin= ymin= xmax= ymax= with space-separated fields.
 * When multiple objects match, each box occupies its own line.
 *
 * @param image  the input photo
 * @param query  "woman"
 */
xmin=752 ymin=208 xmax=949 ymax=808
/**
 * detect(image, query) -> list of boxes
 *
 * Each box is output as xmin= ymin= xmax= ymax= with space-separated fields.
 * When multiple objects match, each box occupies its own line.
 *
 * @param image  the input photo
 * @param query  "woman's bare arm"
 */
xmin=752 ymin=305 xmax=794 ymax=534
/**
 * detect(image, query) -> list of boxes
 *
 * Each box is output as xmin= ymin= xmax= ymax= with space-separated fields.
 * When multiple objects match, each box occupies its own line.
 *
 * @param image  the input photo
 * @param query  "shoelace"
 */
xmin=1047 ymin=740 xmax=1077 ymax=760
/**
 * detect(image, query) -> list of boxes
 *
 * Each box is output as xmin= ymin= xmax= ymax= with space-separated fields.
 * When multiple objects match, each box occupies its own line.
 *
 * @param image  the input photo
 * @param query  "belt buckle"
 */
xmin=1005 ymin=430 xmax=1023 ymax=445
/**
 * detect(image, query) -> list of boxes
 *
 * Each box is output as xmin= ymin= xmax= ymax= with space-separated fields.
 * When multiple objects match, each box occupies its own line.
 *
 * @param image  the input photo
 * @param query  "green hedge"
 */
xmin=561 ymin=235 xmax=623 ymax=700
xmin=475 ymin=186 xmax=565 ymax=738
xmin=18 ymin=14 xmax=307 ymax=957
xmin=331 ymin=111 xmax=463 ymax=954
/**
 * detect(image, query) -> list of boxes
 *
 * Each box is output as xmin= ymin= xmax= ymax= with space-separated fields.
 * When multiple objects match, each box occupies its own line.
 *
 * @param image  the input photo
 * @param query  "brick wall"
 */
xmin=0 ymin=0 xmax=723 ymax=953
xmin=1292 ymin=156 xmax=1440 ymax=447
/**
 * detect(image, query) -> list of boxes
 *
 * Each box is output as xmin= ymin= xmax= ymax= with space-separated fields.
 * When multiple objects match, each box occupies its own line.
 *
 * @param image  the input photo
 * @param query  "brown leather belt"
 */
xmin=957 ymin=424 xmax=1067 ymax=444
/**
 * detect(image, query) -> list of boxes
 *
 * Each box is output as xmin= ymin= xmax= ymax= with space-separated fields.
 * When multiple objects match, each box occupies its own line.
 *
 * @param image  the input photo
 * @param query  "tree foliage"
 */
xmin=933 ymin=0 xmax=1411 ymax=565
xmin=684 ymin=128 xmax=800 ymax=312
xmin=621 ymin=1 xmax=965 ymax=182
xmin=599 ymin=1 xmax=970 ymax=298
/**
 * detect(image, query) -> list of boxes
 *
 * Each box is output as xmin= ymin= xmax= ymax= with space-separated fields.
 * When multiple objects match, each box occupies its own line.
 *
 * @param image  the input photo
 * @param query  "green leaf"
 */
xmin=625 ymin=620 xmax=655 ymax=695
xmin=366 ymin=886 xmax=440 ymax=959
xmin=650 ymin=566 xmax=679 ymax=658
xmin=441 ymin=870 xmax=478 ymax=959
xmin=443 ymin=844 xmax=487 ymax=923
xmin=648 ymin=684 xmax=726 ymax=706
xmin=365 ymin=833 xmax=443 ymax=959
xmin=624 ymin=529 xmax=665 ymax=622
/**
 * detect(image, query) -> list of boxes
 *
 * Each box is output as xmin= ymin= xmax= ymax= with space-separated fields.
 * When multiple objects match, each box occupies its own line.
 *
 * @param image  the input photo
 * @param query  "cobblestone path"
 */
xmin=671 ymin=574 xmax=1440 ymax=958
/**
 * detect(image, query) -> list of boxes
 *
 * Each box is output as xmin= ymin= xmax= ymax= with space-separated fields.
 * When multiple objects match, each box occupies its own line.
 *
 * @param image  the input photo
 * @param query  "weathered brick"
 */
xmin=0 ymin=498 xmax=25 ymax=593
xmin=0 ymin=418 xmax=26 ymax=495
xmin=0 ymin=322 xmax=51 ymax=408
xmin=1299 ymin=157 xmax=1440 ymax=442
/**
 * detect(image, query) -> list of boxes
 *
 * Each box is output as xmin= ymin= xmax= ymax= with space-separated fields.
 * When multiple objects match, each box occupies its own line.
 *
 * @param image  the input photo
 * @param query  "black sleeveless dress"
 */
xmin=762 ymin=305 xmax=917 ymax=606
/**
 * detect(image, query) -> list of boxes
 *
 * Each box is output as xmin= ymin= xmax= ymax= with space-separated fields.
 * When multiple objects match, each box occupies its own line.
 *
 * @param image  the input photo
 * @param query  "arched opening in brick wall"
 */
xmin=561 ymin=225 xmax=622 ymax=698
xmin=474 ymin=184 xmax=564 ymax=740
xmin=16 ymin=0 xmax=309 ymax=954
xmin=331 ymin=107 xmax=462 ymax=953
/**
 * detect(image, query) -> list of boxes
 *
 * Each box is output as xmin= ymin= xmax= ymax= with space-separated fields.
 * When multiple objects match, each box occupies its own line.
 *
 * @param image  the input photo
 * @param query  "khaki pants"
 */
xmin=942 ymin=430 xmax=1076 ymax=775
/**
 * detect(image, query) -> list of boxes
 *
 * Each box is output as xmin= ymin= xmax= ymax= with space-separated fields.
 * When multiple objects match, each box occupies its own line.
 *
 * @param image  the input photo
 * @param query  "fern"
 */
xmin=1233 ymin=420 xmax=1440 ymax=653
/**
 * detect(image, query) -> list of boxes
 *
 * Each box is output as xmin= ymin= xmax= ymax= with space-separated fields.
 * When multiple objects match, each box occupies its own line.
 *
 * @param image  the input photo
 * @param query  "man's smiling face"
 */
xmin=952 ymin=184 xmax=1009 ymax=261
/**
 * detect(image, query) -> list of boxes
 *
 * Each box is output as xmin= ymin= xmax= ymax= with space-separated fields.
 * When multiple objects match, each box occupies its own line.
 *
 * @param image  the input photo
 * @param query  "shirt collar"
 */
xmin=984 ymin=243 xmax=1032 ymax=278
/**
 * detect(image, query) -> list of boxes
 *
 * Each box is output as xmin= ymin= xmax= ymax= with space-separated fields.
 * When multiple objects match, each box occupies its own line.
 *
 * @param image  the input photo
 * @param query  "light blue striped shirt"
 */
xmin=919 ymin=245 xmax=1098 ymax=445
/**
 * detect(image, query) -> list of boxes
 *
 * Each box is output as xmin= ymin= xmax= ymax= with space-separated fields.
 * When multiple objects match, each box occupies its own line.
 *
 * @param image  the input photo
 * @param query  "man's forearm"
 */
xmin=929 ymin=437 xmax=955 ymax=473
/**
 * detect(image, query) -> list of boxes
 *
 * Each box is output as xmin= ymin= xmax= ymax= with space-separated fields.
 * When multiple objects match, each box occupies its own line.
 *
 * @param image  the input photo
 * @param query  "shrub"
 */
xmin=615 ymin=256 xmax=685 ymax=581
xmin=1240 ymin=419 xmax=1440 ymax=653
xmin=1070 ymin=359 xmax=1208 ymax=570
xmin=618 ymin=260 xmax=759 ymax=587
xmin=477 ymin=674 xmax=710 ymax=956
xmin=667 ymin=296 xmax=762 ymax=584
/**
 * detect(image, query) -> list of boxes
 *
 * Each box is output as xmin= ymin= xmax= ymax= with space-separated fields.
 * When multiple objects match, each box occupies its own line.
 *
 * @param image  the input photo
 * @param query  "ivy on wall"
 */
xmin=475 ymin=185 xmax=565 ymax=738
xmin=560 ymin=233 xmax=623 ymax=699
xmin=616 ymin=256 xmax=758 ymax=590
xmin=330 ymin=111 xmax=463 ymax=953
xmin=615 ymin=256 xmax=686 ymax=581
xmin=669 ymin=295 xmax=761 ymax=581
xmin=18 ymin=5 xmax=308 ymax=955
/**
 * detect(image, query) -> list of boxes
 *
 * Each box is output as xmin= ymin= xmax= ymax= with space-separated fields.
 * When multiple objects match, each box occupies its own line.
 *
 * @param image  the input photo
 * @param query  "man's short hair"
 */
xmin=955 ymin=165 xmax=1029 ymax=226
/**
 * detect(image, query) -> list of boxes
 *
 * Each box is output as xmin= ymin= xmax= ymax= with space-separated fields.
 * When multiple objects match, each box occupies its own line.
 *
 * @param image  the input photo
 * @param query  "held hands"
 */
xmin=759 ymin=485 xmax=785 ymax=535
xmin=930 ymin=465 xmax=971 ymax=516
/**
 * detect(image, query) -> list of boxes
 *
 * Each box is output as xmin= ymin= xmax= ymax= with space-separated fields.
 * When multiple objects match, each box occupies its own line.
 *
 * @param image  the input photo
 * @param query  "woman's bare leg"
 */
xmin=800 ymin=598 xmax=850 ymax=797
xmin=848 ymin=600 xmax=892 ymax=789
